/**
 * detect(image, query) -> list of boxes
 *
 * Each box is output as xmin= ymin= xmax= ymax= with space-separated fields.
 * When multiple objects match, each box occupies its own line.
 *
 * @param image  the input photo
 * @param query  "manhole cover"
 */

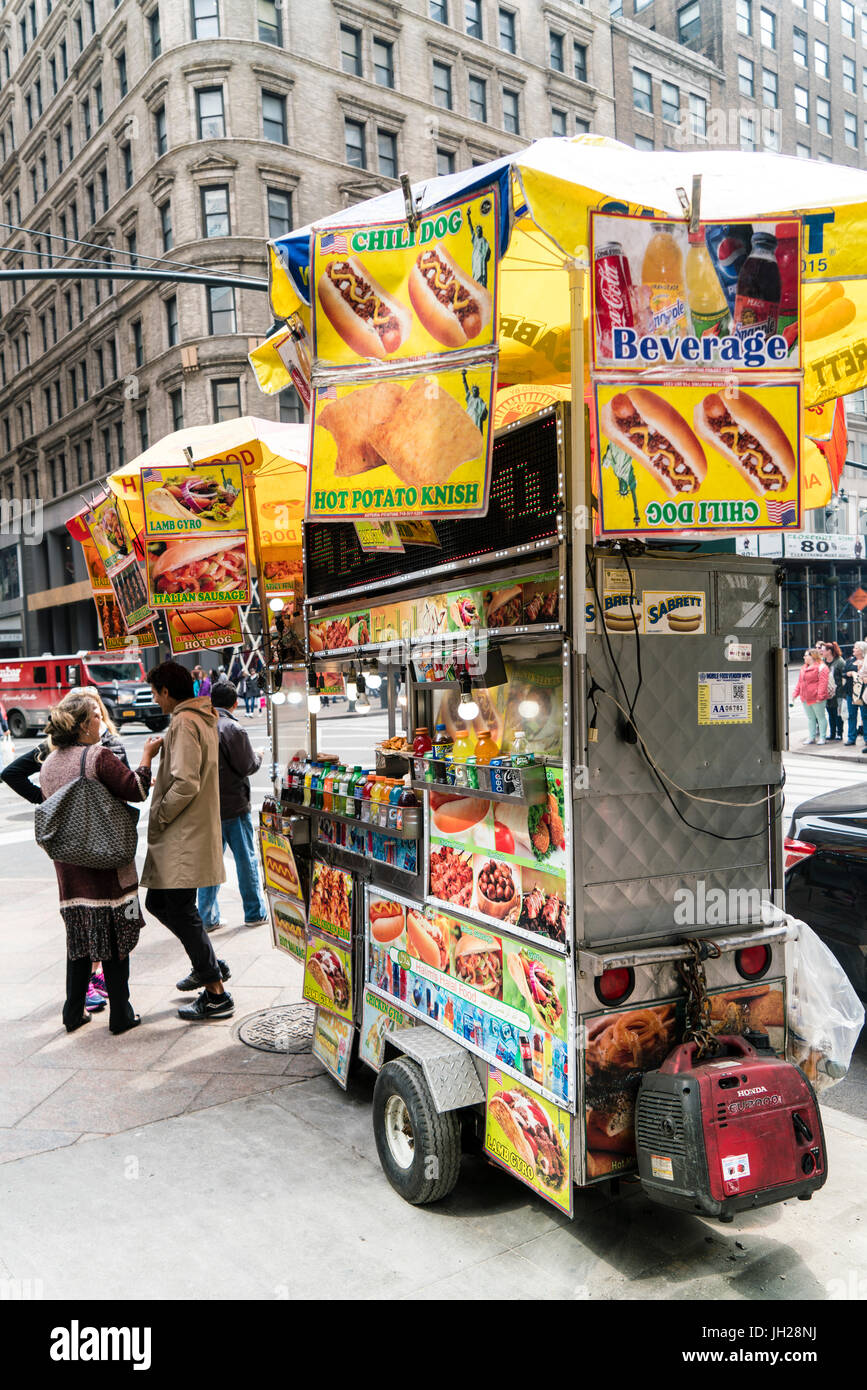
xmin=235 ymin=1003 xmax=315 ymax=1054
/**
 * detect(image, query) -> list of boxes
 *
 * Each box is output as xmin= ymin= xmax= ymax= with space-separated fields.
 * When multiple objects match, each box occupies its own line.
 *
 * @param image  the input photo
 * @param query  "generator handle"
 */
xmin=661 ymin=1035 xmax=758 ymax=1074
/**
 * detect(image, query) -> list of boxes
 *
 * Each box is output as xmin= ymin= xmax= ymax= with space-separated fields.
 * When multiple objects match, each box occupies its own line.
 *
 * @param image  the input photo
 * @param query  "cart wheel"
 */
xmin=372 ymin=1057 xmax=461 ymax=1205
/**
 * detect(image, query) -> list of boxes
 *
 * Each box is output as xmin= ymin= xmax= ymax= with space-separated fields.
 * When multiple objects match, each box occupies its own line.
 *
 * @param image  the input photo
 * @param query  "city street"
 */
xmin=0 ymin=718 xmax=864 ymax=1301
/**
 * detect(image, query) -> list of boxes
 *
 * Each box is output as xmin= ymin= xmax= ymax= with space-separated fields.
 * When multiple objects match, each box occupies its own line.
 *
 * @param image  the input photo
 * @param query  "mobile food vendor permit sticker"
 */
xmin=698 ymin=671 xmax=753 ymax=724
xmin=485 ymin=1070 xmax=572 ymax=1215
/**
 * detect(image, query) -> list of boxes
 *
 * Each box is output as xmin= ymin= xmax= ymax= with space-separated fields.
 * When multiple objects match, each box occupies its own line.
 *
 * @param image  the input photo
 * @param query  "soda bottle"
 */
xmin=775 ymin=221 xmax=799 ymax=336
xmin=640 ymin=222 xmax=687 ymax=339
xmin=732 ymin=231 xmax=781 ymax=340
xmin=704 ymin=223 xmax=752 ymax=317
xmin=686 ymin=229 xmax=728 ymax=338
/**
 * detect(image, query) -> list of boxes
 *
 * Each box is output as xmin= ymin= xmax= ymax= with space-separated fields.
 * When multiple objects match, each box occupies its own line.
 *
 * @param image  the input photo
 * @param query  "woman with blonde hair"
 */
xmin=39 ymin=694 xmax=162 ymax=1034
xmin=792 ymin=648 xmax=831 ymax=746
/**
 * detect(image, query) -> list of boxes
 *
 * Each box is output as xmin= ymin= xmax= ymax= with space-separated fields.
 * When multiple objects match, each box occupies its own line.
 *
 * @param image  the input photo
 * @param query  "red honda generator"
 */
xmin=635 ymin=1036 xmax=827 ymax=1222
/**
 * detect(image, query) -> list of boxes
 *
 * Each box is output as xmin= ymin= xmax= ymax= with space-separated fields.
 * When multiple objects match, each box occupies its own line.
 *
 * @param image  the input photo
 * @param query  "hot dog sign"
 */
xmin=311 ymin=188 xmax=499 ymax=367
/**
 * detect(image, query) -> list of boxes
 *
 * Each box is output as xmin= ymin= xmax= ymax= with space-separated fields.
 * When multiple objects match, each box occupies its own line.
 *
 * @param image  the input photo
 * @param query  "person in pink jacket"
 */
xmin=793 ymin=649 xmax=831 ymax=745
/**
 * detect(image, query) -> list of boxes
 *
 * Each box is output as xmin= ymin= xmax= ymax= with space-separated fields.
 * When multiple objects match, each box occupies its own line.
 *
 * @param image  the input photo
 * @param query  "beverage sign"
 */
xmin=595 ymin=378 xmax=801 ymax=536
xmin=591 ymin=214 xmax=801 ymax=374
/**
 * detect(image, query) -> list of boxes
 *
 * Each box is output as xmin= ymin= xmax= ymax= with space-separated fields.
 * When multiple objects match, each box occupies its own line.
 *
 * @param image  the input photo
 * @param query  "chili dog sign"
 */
xmin=595 ymin=377 xmax=801 ymax=536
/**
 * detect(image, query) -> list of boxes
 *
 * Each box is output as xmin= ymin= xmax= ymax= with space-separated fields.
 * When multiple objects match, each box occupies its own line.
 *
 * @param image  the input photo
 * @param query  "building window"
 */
xmin=126 ymin=231 xmax=138 ymax=267
xmin=430 ymin=0 xmax=448 ymax=22
xmin=87 ymin=181 xmax=96 ymax=224
xmin=149 ymin=10 xmax=161 ymax=60
xmin=115 ymin=421 xmax=125 ymax=466
xmin=689 ymin=92 xmax=707 ymax=138
xmin=634 ymin=134 xmax=654 ymax=151
xmin=502 ymin=88 xmax=520 ymax=134
xmin=738 ymin=56 xmax=755 ymax=98
xmin=842 ymin=0 xmax=855 ymax=38
xmin=843 ymin=56 xmax=856 ymax=94
xmin=267 ymin=188 xmax=292 ymax=238
xmin=340 ymin=24 xmax=362 ymax=76
xmin=433 ymin=61 xmax=453 ymax=110
xmin=262 ymin=90 xmax=286 ymax=143
xmin=795 ymin=85 xmax=809 ymax=124
xmin=170 ymin=388 xmax=184 ymax=432
xmin=760 ymin=7 xmax=775 ymax=47
xmin=208 ymin=285 xmax=236 ymax=334
xmin=192 ymin=0 xmax=219 ymax=40
xmin=845 ymin=111 xmax=857 ymax=147
xmin=212 ymin=378 xmax=241 ymax=422
xmin=82 ymin=96 xmax=91 ymax=141
xmin=814 ymin=38 xmax=829 ymax=78
xmin=95 ymin=346 xmax=104 ymax=389
xmin=737 ymin=0 xmax=751 ymax=35
xmin=436 ymin=147 xmax=455 ymax=175
xmin=498 ymin=8 xmax=516 ymax=53
xmin=377 ymin=129 xmax=397 ymax=178
xmin=95 ymin=80 xmax=104 ymax=125
xmin=633 ymin=68 xmax=652 ymax=113
xmin=279 ymin=387 xmax=303 ymax=422
xmin=100 ymin=168 xmax=109 ymax=212
xmin=816 ymin=96 xmax=831 ymax=134
xmin=762 ymin=67 xmax=778 ymax=107
xmin=344 ymin=118 xmax=366 ymax=168
xmin=202 ymin=184 xmax=230 ymax=237
xmin=165 ymin=291 xmax=180 ymax=344
xmin=677 ymin=1 xmax=701 ymax=45
xmin=373 ymin=38 xmax=394 ymax=88
xmin=80 ymin=362 xmax=89 ymax=400
xmin=160 ymin=201 xmax=173 ymax=251
xmin=258 ymin=0 xmax=281 ymax=45
xmin=137 ymin=407 xmax=149 ymax=451
xmin=465 ymin=0 xmax=482 ymax=39
xmin=132 ymin=319 xmax=143 ymax=367
xmin=469 ymin=75 xmax=487 ymax=123
xmin=549 ymin=32 xmax=564 ymax=72
xmin=661 ymin=81 xmax=679 ymax=124
xmin=122 ymin=145 xmax=133 ymax=190
xmin=574 ymin=43 xmax=587 ymax=84
xmin=116 ymin=52 xmax=128 ymax=98
xmin=155 ymin=105 xmax=167 ymax=156
xmin=551 ymin=108 xmax=567 ymax=137
xmin=197 ymin=88 xmax=225 ymax=140
xmin=66 ymin=122 xmax=74 ymax=162
xmin=813 ymin=0 xmax=827 ymax=21
xmin=108 ymin=338 xmax=118 ymax=379
xmin=739 ymin=114 xmax=756 ymax=150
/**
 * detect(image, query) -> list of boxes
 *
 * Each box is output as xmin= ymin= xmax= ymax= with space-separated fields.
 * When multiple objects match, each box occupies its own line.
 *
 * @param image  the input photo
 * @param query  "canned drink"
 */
xmin=465 ymin=757 xmax=479 ymax=790
xmin=704 ymin=224 xmax=752 ymax=317
xmin=594 ymin=241 xmax=635 ymax=357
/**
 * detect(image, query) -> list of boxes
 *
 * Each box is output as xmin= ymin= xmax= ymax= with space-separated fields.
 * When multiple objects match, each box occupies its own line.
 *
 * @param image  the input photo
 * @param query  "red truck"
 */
xmin=0 ymin=651 xmax=168 ymax=739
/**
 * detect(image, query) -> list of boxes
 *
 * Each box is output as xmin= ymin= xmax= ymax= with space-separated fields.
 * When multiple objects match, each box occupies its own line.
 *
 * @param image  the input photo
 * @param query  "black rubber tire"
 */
xmin=144 ymin=717 xmax=170 ymax=732
xmin=7 ymin=710 xmax=27 ymax=740
xmin=372 ymin=1057 xmax=462 ymax=1205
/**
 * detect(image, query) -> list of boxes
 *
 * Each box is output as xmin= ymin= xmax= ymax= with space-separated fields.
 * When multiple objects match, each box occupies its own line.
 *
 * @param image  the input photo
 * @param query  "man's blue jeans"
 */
xmin=198 ymin=813 xmax=268 ymax=925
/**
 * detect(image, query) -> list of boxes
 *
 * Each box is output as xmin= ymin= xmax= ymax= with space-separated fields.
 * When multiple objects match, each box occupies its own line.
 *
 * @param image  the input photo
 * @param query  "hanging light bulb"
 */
xmin=397 ymin=686 xmax=407 ymax=708
xmin=268 ymin=597 xmax=285 ymax=613
xmin=287 ymin=687 xmax=303 ymax=705
xmin=271 ymin=690 xmax=287 ymax=705
xmin=518 ymin=692 xmax=540 ymax=719
xmin=366 ymin=665 xmax=382 ymax=691
xmin=345 ymin=663 xmax=358 ymax=702
xmin=307 ymin=666 xmax=321 ymax=715
xmin=458 ymin=670 xmax=479 ymax=721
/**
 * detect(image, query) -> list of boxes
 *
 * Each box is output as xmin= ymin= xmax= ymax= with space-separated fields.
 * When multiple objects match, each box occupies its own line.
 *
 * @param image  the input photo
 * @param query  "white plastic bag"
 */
xmin=0 ymin=733 xmax=15 ymax=768
xmin=786 ymin=919 xmax=865 ymax=1091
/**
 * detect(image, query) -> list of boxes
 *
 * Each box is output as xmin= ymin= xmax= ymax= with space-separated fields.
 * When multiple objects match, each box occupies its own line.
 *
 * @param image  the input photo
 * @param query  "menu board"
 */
xmin=259 ymin=826 xmax=303 ymax=901
xmin=359 ymin=987 xmax=411 ymax=1072
xmin=312 ymin=1009 xmax=354 ymax=1089
xmin=308 ymin=859 xmax=353 ymax=942
xmin=599 ymin=562 xmax=708 ymax=636
xmin=166 ymin=606 xmax=243 ymax=655
xmin=428 ymin=767 xmax=567 ymax=945
xmin=269 ymin=892 xmax=307 ymax=963
xmin=303 ymin=930 xmax=353 ymax=1023
xmin=145 ymin=535 xmax=251 ymax=609
xmin=485 ymin=1070 xmax=573 ymax=1215
xmin=141 ymin=462 xmax=247 ymax=538
xmin=93 ymin=593 xmax=158 ymax=652
xmin=366 ymin=891 xmax=571 ymax=1105
xmin=85 ymin=490 xmax=154 ymax=633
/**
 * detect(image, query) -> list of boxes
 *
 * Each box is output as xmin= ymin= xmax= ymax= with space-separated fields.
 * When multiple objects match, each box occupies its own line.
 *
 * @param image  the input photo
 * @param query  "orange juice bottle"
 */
xmin=474 ymin=726 xmax=500 ymax=764
xmin=641 ymin=222 xmax=687 ymax=339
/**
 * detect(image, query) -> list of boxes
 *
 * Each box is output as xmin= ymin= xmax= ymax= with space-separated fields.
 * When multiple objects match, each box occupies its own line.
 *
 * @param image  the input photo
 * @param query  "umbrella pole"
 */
xmin=245 ymin=473 xmax=273 ymax=672
xmin=568 ymin=261 xmax=589 ymax=767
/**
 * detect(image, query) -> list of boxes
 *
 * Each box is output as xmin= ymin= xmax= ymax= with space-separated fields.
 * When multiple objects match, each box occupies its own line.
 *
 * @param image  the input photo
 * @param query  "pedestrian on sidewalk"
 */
xmin=842 ymin=642 xmax=866 ymax=745
xmin=141 ymin=660 xmax=235 ymax=1021
xmin=823 ymin=641 xmax=845 ymax=741
xmin=39 ymin=695 xmax=160 ymax=1035
xmin=197 ymin=682 xmax=269 ymax=930
xmin=792 ymin=649 xmax=831 ymax=746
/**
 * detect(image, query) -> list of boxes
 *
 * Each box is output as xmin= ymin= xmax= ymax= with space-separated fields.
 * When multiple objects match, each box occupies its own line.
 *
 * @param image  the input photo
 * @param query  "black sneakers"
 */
xmin=176 ymin=959 xmax=231 ymax=992
xmin=177 ymin=989 xmax=235 ymax=1022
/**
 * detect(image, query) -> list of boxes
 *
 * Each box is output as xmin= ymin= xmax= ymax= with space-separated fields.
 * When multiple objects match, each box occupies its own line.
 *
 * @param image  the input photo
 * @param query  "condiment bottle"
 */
xmin=475 ymin=726 xmax=501 ymax=764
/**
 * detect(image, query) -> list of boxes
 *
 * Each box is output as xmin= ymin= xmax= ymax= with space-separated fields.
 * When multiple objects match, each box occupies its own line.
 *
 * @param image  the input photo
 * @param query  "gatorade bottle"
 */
xmin=641 ymin=222 xmax=687 ymax=339
xmin=686 ymin=229 xmax=728 ymax=338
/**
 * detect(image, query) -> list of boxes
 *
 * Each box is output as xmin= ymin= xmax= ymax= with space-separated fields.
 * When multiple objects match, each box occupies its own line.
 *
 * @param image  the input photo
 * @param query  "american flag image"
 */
xmin=765 ymin=498 xmax=797 ymax=526
xmin=320 ymin=384 xmax=337 ymax=400
xmin=321 ymin=232 xmax=349 ymax=254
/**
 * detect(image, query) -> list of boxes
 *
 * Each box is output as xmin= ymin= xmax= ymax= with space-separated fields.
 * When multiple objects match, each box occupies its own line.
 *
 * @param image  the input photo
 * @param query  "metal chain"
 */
xmin=676 ymin=937 xmax=722 ymax=1060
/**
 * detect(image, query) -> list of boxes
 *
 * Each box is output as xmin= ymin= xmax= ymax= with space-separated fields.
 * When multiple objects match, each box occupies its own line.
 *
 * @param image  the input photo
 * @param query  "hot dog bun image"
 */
xmin=263 ymin=846 xmax=299 ymax=893
xmin=601 ymin=389 xmax=707 ymax=497
xmin=407 ymin=909 xmax=449 ymax=970
xmin=369 ymin=900 xmax=406 ymax=944
xmin=318 ymin=256 xmax=410 ymax=360
xmin=409 ymin=244 xmax=492 ymax=348
xmin=488 ymin=1089 xmax=568 ymax=1192
xmin=170 ymin=606 xmax=236 ymax=637
xmin=694 ymin=392 xmax=795 ymax=498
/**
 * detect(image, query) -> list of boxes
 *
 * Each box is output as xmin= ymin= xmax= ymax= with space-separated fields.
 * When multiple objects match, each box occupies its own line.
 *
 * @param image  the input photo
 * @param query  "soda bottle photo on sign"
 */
xmin=640 ymin=222 xmax=687 ymax=339
xmin=732 ymin=231 xmax=781 ymax=340
xmin=686 ymin=229 xmax=729 ymax=338
xmin=594 ymin=242 xmax=634 ymax=357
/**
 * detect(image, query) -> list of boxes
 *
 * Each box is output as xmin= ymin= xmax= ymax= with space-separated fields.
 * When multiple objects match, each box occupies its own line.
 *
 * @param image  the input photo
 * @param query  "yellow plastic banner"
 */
xmin=308 ymin=362 xmax=495 ymax=520
xmin=595 ymin=378 xmax=801 ymax=536
xmin=312 ymin=188 xmax=499 ymax=367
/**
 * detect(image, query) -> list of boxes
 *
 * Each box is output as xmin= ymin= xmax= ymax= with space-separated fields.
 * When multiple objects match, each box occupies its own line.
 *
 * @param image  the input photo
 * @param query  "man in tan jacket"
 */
xmin=142 ymin=661 xmax=234 ymax=1021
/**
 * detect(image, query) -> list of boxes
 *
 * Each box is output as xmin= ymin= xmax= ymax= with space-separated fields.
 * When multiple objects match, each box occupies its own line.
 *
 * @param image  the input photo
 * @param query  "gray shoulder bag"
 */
xmin=35 ymin=747 xmax=139 ymax=869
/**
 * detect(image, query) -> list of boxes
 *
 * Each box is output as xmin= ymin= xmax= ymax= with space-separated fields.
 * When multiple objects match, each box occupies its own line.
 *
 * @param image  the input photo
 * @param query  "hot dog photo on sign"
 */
xmin=312 ymin=189 xmax=498 ymax=367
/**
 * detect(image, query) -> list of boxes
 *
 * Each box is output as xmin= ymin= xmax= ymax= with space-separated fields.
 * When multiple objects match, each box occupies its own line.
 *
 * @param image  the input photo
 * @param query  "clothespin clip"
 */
xmin=400 ymin=172 xmax=420 ymax=236
xmin=689 ymin=174 xmax=702 ymax=235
